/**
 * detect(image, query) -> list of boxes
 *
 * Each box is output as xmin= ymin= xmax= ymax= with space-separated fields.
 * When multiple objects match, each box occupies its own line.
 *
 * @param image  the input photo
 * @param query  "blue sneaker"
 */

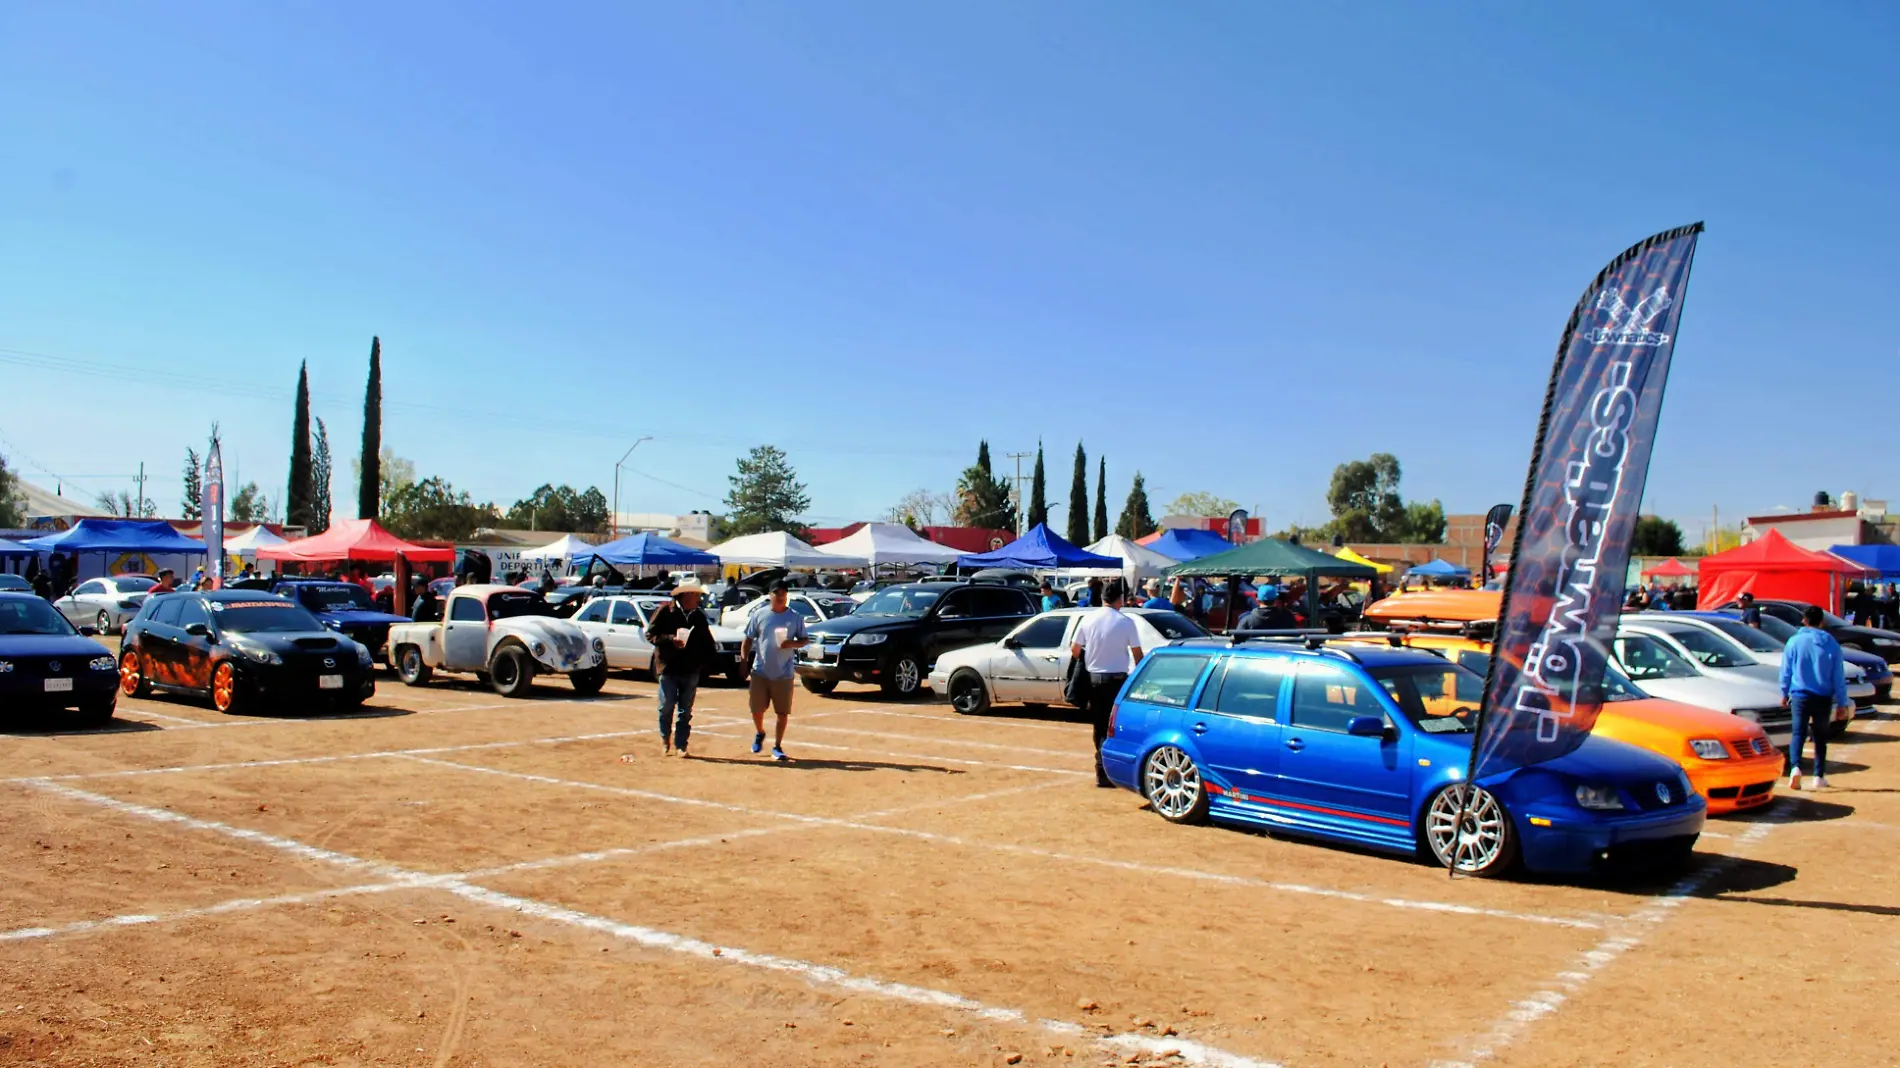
xmin=772 ymin=747 xmax=789 ymax=762
xmin=751 ymin=732 xmax=765 ymax=754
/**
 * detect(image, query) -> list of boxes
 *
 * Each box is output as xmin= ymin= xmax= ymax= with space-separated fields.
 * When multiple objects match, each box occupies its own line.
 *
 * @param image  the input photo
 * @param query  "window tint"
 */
xmin=576 ymin=601 xmax=609 ymax=623
xmin=175 ymin=599 xmax=210 ymax=630
xmin=1289 ymin=664 xmax=1387 ymax=732
xmin=76 ymin=581 xmax=106 ymax=597
xmin=610 ymin=602 xmax=641 ymax=626
xmin=151 ymin=597 xmax=184 ymax=626
xmin=1455 ymin=650 xmax=1491 ymax=680
xmin=1211 ymin=657 xmax=1285 ymax=720
xmin=936 ymin=590 xmax=978 ymax=618
xmin=449 ymin=597 xmax=486 ymax=622
xmin=1613 ymin=634 xmax=1697 ymax=680
xmin=1125 ymin=654 xmax=1210 ymax=707
xmin=1140 ymin=611 xmax=1207 ymax=640
xmin=1012 ymin=615 xmax=1070 ymax=649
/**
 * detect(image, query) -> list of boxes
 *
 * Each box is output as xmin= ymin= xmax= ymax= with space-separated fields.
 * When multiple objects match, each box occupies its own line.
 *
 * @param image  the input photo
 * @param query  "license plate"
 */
xmin=43 ymin=678 xmax=73 ymax=692
xmin=318 ymin=675 xmax=345 ymax=690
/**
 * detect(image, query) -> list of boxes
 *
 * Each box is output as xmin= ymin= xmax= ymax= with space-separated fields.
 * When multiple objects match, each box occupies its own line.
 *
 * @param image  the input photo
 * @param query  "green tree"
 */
xmin=1093 ymin=457 xmax=1108 ymax=542
xmin=1026 ymin=442 xmax=1048 ymax=529
xmin=359 ymin=336 xmax=382 ymax=519
xmin=1066 ymin=443 xmax=1089 ymax=545
xmin=1115 ymin=472 xmax=1156 ymax=539
xmin=230 ymin=482 xmax=267 ymax=523
xmin=352 ymin=449 xmax=416 ymax=518
xmin=0 ymin=453 xmax=24 ymax=528
xmin=1326 ymin=453 xmax=1405 ymax=542
xmin=285 ymin=361 xmax=315 ymax=529
xmin=955 ymin=441 xmax=1015 ymax=530
xmin=1399 ymin=499 xmax=1446 ymax=543
xmin=724 ymin=445 xmax=811 ymax=537
xmin=383 ymin=476 xmax=498 ymax=541
xmin=310 ymin=417 xmax=333 ymax=534
xmin=181 ymin=447 xmax=202 ymax=521
xmin=1632 ymin=515 xmax=1686 ymax=557
xmin=506 ymin=484 xmax=611 ymax=533
xmin=1166 ymin=491 xmax=1241 ymax=518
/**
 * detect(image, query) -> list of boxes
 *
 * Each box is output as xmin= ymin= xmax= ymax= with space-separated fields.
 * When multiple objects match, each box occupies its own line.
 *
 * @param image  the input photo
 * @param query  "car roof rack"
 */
xmin=1330 ymin=631 xmax=1405 ymax=647
xmin=1227 ymin=628 xmax=1370 ymax=663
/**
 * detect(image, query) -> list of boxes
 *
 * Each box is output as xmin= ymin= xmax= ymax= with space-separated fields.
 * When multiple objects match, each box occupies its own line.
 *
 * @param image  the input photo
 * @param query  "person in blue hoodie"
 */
xmin=1780 ymin=605 xmax=1850 ymax=790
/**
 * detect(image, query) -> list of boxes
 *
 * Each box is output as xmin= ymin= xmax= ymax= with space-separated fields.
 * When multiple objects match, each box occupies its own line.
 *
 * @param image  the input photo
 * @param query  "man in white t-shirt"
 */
xmin=1070 ymin=579 xmax=1145 ymax=787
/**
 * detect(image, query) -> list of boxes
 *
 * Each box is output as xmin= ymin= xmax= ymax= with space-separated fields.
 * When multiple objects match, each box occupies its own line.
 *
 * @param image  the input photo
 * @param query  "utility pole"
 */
xmin=134 ymin=462 xmax=148 ymax=517
xmin=1711 ymin=504 xmax=1718 ymax=554
xmin=613 ymin=436 xmax=653 ymax=538
xmin=1005 ymin=451 xmax=1031 ymax=526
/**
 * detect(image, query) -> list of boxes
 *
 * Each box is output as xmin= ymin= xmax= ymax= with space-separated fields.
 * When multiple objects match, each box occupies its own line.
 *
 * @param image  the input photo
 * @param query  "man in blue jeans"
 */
xmin=1780 ymin=604 xmax=1850 ymax=790
xmin=645 ymin=579 xmax=716 ymax=758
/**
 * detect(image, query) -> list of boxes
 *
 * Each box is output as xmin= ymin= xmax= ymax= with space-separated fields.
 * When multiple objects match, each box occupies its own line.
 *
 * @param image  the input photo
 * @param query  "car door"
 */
xmin=573 ymin=599 xmax=616 ymax=664
xmin=1275 ymin=659 xmax=1413 ymax=834
xmin=1186 ymin=655 xmax=1287 ymax=799
xmin=925 ymin=588 xmax=985 ymax=666
xmin=172 ymin=597 xmax=218 ymax=691
xmin=626 ymin=600 xmax=660 ymax=672
xmin=61 ymin=580 xmax=106 ymax=625
xmin=139 ymin=596 xmax=187 ymax=684
xmin=978 ymin=589 xmax=1038 ymax=643
xmin=609 ymin=600 xmax=650 ymax=670
xmin=990 ymin=614 xmax=1073 ymax=701
xmin=443 ymin=595 xmax=489 ymax=670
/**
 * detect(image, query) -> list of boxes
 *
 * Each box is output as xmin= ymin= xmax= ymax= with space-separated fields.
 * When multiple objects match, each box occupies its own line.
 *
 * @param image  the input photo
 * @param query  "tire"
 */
xmin=880 ymin=652 xmax=925 ymax=699
xmin=210 ymin=662 xmax=248 ymax=715
xmin=77 ymin=696 xmax=116 ymax=725
xmin=396 ymin=645 xmax=433 ymax=687
xmin=801 ymin=678 xmax=837 ymax=695
xmin=569 ymin=665 xmax=607 ymax=696
xmin=119 ymin=650 xmax=151 ymax=698
xmin=489 ymin=645 xmax=535 ymax=698
xmin=96 ymin=610 xmax=112 ymax=635
xmin=1420 ymin=784 xmax=1518 ymax=877
xmin=948 ymin=670 xmax=991 ymax=715
xmin=1141 ymin=745 xmax=1209 ymax=824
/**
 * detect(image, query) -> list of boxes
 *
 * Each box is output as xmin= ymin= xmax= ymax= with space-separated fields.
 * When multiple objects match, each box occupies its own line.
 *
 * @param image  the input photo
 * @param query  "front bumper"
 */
xmin=1514 ymin=801 xmax=1708 ymax=875
xmin=0 ymin=672 xmax=119 ymax=711
xmin=796 ymin=642 xmax=883 ymax=686
xmin=235 ymin=662 xmax=375 ymax=705
xmin=1685 ymin=754 xmax=1783 ymax=815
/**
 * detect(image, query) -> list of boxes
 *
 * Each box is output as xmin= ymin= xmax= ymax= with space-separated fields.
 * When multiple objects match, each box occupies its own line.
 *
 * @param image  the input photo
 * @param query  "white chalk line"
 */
xmin=403 ymin=755 xmax=1601 ymax=929
xmin=801 ymin=705 xmax=1089 ymax=735
xmin=1429 ymin=813 xmax=1787 ymax=1068
xmin=789 ymin=720 xmax=1084 ymax=759
xmin=686 ymin=725 xmax=1089 ymax=776
xmin=15 ymin=779 xmax=1278 ymax=1068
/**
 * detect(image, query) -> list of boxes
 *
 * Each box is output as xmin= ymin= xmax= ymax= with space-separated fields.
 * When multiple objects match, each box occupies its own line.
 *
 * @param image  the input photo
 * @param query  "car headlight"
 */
xmin=1733 ymin=708 xmax=1772 ymax=722
xmin=532 ymin=641 xmax=548 ymax=657
xmin=1688 ymin=738 xmax=1729 ymax=760
xmin=850 ymin=633 xmax=888 ymax=646
xmin=90 ymin=656 xmax=117 ymax=672
xmin=591 ymin=637 xmax=605 ymax=654
xmin=1873 ymin=638 xmax=1899 ymax=649
xmin=230 ymin=641 xmax=283 ymax=665
xmin=0 ymin=660 xmax=12 ymax=673
xmin=1574 ymin=784 xmax=1627 ymax=811
xmin=355 ymin=644 xmax=374 ymax=665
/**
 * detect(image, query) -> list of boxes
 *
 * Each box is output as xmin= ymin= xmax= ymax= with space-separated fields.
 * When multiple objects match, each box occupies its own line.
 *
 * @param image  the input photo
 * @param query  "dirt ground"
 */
xmin=4 ymin=661 xmax=1898 ymax=1068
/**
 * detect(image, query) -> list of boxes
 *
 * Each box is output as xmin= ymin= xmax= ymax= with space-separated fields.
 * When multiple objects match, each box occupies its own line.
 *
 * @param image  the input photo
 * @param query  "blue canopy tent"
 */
xmin=954 ymin=523 xmax=1121 ymax=571
xmin=23 ymin=518 xmax=209 ymax=582
xmin=570 ymin=532 xmax=719 ymax=569
xmin=1145 ymin=528 xmax=1231 ymax=561
xmin=1407 ymin=557 xmax=1472 ymax=578
xmin=0 ymin=537 xmax=33 ymax=558
xmin=1830 ymin=544 xmax=1900 ymax=579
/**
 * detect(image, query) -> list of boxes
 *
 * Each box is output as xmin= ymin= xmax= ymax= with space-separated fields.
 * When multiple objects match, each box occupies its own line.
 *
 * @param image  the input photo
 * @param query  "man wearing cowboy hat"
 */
xmin=644 ymin=577 xmax=717 ymax=757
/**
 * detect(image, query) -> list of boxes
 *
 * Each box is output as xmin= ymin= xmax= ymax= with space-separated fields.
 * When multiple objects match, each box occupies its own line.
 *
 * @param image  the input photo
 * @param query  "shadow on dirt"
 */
xmin=1 ymin=714 xmax=164 ymax=737
xmin=681 ymin=754 xmax=964 ymax=775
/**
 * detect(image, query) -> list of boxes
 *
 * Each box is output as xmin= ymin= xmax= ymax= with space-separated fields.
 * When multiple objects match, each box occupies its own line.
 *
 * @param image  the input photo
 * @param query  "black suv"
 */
xmin=798 ymin=581 xmax=1039 ymax=698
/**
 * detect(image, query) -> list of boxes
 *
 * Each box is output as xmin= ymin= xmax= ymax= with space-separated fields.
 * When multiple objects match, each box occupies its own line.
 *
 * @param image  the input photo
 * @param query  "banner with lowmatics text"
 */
xmin=203 ymin=436 xmax=225 ymax=589
xmin=1468 ymin=224 xmax=1702 ymax=786
xmin=1480 ymin=503 xmax=1513 ymax=580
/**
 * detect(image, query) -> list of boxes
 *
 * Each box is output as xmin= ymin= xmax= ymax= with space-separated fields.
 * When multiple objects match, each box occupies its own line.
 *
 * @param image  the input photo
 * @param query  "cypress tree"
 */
xmin=1027 ymin=443 xmax=1048 ymax=530
xmin=1116 ymin=472 xmax=1155 ymax=539
xmin=285 ymin=361 xmax=314 ymax=529
xmin=1093 ymin=457 xmax=1108 ymax=542
xmin=359 ymin=336 xmax=382 ymax=518
xmin=1066 ymin=443 xmax=1089 ymax=545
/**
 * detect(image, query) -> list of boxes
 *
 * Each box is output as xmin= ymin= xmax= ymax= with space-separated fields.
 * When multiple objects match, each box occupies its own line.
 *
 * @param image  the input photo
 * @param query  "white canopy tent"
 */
xmin=517 ymin=534 xmax=597 ymax=566
xmin=1079 ymin=534 xmax=1178 ymax=582
xmin=814 ymin=523 xmax=965 ymax=567
xmin=223 ymin=525 xmax=289 ymax=576
xmin=713 ymin=531 xmax=865 ymax=568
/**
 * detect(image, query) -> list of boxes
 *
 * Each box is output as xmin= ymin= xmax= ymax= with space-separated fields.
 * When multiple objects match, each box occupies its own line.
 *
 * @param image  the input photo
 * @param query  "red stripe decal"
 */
xmin=1227 ymin=791 xmax=1411 ymax=828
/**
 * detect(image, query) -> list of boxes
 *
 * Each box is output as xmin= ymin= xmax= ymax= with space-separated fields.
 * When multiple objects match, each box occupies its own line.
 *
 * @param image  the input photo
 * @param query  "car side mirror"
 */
xmin=185 ymin=623 xmax=211 ymax=638
xmin=1002 ymin=637 xmax=1022 ymax=649
xmin=1346 ymin=715 xmax=1387 ymax=738
xmin=78 ymin=625 xmax=100 ymax=637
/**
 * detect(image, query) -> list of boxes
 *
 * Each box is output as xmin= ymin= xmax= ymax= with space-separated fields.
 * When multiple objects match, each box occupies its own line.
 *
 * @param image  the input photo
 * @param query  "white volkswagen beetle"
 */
xmin=927 ymin=607 xmax=1206 ymax=715
xmin=387 ymin=585 xmax=606 ymax=698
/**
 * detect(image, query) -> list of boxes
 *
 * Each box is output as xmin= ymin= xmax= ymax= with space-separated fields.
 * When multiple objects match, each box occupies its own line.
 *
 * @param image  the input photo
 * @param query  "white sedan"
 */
xmin=927 ymin=607 xmax=1206 ymax=715
xmin=1633 ymin=611 xmax=1874 ymax=709
xmin=1612 ymin=625 xmax=1794 ymax=734
xmin=54 ymin=575 xmax=160 ymax=634
xmin=719 ymin=590 xmax=858 ymax=630
xmin=572 ymin=595 xmax=749 ymax=683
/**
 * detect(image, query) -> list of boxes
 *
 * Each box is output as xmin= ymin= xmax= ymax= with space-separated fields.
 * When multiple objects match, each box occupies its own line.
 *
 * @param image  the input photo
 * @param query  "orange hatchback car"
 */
xmin=1341 ymin=629 xmax=1782 ymax=815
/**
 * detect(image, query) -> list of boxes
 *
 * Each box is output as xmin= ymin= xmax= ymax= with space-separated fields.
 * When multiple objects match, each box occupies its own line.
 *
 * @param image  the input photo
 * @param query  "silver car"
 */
xmin=54 ymin=575 xmax=159 ymax=634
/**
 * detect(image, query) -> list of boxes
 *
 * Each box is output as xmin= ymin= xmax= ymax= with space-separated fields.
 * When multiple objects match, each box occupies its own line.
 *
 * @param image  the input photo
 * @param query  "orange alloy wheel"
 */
xmin=119 ymin=651 xmax=144 ymax=696
xmin=212 ymin=663 xmax=239 ymax=712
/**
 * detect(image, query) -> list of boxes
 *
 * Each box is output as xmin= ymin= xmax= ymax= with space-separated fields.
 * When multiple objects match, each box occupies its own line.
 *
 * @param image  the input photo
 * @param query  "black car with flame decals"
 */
xmin=120 ymin=591 xmax=376 ymax=713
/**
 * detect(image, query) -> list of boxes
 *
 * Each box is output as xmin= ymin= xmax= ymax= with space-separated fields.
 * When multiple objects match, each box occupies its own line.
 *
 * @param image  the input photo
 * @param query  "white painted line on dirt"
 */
xmin=26 ymin=781 xmax=1278 ymax=1068
xmin=804 ymin=705 xmax=1086 ymax=734
xmin=1430 ymin=814 xmax=1787 ymax=1068
xmin=0 ymin=879 xmax=440 ymax=943
xmin=790 ymin=721 xmax=1083 ymax=759
xmin=403 ymin=756 xmax=1597 ymax=929
xmin=115 ymin=707 xmax=228 ymax=726
xmin=687 ymin=726 xmax=1089 ymax=776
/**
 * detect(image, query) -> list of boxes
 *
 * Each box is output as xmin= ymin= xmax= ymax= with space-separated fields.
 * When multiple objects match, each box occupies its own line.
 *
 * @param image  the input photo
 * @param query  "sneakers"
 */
xmin=752 ymin=732 xmax=765 ymax=754
xmin=772 ymin=747 xmax=789 ymax=762
xmin=677 ymin=746 xmax=690 ymax=760
xmin=1787 ymin=769 xmax=1803 ymax=791
xmin=1812 ymin=775 xmax=1830 ymax=789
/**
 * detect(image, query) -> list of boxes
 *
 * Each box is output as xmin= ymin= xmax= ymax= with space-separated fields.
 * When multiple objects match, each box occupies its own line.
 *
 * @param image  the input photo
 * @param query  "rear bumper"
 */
xmin=1515 ymin=803 xmax=1708 ymax=875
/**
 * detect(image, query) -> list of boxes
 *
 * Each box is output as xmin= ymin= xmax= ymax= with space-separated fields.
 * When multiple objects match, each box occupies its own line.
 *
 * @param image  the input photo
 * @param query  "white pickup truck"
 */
xmin=387 ymin=584 xmax=607 ymax=698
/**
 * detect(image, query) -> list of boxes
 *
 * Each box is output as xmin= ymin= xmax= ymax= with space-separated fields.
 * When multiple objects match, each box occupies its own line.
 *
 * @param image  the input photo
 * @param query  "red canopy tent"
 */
xmin=1640 ymin=557 xmax=1696 ymax=579
xmin=256 ymin=519 xmax=455 ymax=564
xmin=1696 ymin=530 xmax=1869 ymax=614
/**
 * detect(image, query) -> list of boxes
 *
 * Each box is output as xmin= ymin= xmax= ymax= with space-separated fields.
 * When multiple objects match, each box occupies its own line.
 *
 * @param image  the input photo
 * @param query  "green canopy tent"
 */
xmin=1164 ymin=538 xmax=1379 ymax=632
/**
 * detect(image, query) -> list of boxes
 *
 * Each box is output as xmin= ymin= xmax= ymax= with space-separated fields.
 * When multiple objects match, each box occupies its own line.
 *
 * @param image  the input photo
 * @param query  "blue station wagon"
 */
xmin=1099 ymin=639 xmax=1707 ymax=877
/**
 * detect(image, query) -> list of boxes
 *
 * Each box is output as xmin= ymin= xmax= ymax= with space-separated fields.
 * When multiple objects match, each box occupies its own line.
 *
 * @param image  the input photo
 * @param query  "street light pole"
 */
xmin=612 ymin=436 xmax=654 ymax=537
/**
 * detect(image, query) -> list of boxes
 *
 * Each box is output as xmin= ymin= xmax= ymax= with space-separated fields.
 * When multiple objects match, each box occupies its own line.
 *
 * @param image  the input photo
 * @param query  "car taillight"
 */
xmin=1107 ymin=703 xmax=1120 ymax=737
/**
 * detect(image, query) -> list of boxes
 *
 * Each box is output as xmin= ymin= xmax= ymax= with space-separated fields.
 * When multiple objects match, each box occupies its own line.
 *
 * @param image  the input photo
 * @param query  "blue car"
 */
xmin=0 ymin=592 xmax=121 ymax=723
xmin=272 ymin=580 xmax=412 ymax=664
xmin=1100 ymin=639 xmax=1706 ymax=877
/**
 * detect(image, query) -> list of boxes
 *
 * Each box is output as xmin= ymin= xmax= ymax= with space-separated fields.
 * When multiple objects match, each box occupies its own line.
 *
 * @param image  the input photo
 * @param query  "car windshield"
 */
xmin=1139 ymin=611 xmax=1208 ymax=640
xmin=1370 ymin=663 xmax=1480 ymax=734
xmin=1752 ymin=614 xmax=1800 ymax=642
xmin=112 ymin=576 xmax=158 ymax=592
xmin=1696 ymin=616 xmax=1783 ymax=653
xmin=1616 ymin=633 xmax=1700 ymax=681
xmin=0 ymin=597 xmax=78 ymax=635
xmin=210 ymin=601 xmax=323 ymax=633
xmin=1444 ymin=649 xmax=1648 ymax=702
xmin=855 ymin=587 xmax=942 ymax=618
xmin=300 ymin=585 xmax=376 ymax=611
xmin=0 ymin=575 xmax=31 ymax=591
xmin=489 ymin=592 xmax=554 ymax=619
xmin=1655 ymin=625 xmax=1755 ymax=668
xmin=812 ymin=598 xmax=856 ymax=619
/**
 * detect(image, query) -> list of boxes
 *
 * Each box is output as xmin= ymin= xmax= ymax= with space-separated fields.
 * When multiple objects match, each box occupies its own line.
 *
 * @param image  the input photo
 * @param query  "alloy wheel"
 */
xmin=212 ymin=663 xmax=238 ymax=712
xmin=1143 ymin=745 xmax=1203 ymax=820
xmin=892 ymin=658 xmax=920 ymax=693
xmin=119 ymin=651 xmax=144 ymax=696
xmin=1426 ymin=784 xmax=1506 ymax=873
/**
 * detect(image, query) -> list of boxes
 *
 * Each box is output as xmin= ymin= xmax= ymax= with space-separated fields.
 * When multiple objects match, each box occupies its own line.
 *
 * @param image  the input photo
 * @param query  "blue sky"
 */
xmin=3 ymin=2 xmax=1894 ymax=540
